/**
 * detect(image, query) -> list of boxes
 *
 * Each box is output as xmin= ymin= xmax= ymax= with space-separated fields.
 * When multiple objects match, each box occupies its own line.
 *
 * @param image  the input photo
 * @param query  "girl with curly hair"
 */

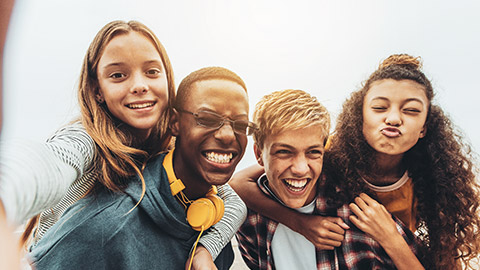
xmin=232 ymin=54 xmax=480 ymax=269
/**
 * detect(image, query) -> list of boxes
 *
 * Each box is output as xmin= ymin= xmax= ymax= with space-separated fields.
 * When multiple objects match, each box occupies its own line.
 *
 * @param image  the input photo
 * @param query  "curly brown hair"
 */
xmin=323 ymin=54 xmax=480 ymax=269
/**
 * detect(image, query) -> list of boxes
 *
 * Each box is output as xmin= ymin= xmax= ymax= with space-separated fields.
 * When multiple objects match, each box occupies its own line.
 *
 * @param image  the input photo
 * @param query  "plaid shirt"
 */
xmin=236 ymin=176 xmax=421 ymax=270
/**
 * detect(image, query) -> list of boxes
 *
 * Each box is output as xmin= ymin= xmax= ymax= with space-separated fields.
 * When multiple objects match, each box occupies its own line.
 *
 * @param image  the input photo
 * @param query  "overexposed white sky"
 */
xmin=3 ymin=0 xmax=480 ymax=170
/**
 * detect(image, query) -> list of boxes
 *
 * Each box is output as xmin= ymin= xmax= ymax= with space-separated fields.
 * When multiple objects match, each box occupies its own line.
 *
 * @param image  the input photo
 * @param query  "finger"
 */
xmin=348 ymin=214 xmax=366 ymax=232
xmin=353 ymin=196 xmax=369 ymax=210
xmin=325 ymin=216 xmax=350 ymax=230
xmin=320 ymin=229 xmax=346 ymax=242
xmin=359 ymin=193 xmax=378 ymax=206
xmin=316 ymin=244 xmax=335 ymax=250
xmin=349 ymin=202 xmax=367 ymax=220
xmin=314 ymin=238 xmax=343 ymax=249
xmin=322 ymin=220 xmax=346 ymax=235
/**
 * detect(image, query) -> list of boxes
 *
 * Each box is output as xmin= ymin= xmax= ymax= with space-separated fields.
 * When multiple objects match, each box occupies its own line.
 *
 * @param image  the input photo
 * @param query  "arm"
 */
xmin=0 ymin=122 xmax=95 ymax=225
xmin=349 ymin=193 xmax=424 ymax=270
xmin=186 ymin=183 xmax=247 ymax=269
xmin=230 ymin=164 xmax=349 ymax=249
xmin=0 ymin=200 xmax=20 ymax=270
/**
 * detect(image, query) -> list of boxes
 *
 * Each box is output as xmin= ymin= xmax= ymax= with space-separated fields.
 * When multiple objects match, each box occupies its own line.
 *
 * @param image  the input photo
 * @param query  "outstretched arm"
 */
xmin=230 ymin=164 xmax=349 ymax=249
xmin=0 ymin=123 xmax=95 ymax=225
xmin=349 ymin=193 xmax=424 ymax=270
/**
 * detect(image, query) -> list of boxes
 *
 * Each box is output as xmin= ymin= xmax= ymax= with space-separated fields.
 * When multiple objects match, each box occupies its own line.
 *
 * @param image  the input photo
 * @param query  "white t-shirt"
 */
xmin=271 ymin=199 xmax=316 ymax=270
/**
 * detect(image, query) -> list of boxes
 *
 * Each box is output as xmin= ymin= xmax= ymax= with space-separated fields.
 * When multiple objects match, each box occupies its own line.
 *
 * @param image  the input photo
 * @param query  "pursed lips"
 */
xmin=381 ymin=127 xmax=402 ymax=138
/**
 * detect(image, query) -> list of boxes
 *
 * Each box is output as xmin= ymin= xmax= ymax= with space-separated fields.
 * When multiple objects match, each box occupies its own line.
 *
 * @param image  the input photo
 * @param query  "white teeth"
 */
xmin=284 ymin=179 xmax=308 ymax=191
xmin=127 ymin=102 xmax=154 ymax=109
xmin=205 ymin=152 xmax=233 ymax=164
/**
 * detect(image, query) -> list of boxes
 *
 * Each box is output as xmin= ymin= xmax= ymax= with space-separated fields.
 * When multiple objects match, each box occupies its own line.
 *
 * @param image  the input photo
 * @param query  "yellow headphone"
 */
xmin=163 ymin=149 xmax=225 ymax=231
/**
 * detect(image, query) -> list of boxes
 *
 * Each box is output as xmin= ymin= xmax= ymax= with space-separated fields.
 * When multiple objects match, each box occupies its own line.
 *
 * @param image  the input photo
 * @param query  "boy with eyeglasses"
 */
xmin=29 ymin=67 xmax=252 ymax=270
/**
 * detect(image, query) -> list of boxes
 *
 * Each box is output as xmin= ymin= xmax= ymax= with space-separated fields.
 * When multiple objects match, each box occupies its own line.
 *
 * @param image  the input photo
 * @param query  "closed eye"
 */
xmin=307 ymin=149 xmax=323 ymax=158
xmin=403 ymin=108 xmax=421 ymax=114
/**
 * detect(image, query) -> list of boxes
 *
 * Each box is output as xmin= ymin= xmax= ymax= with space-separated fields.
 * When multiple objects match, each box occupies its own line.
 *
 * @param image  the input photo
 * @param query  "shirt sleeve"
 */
xmin=0 ymin=122 xmax=95 ymax=225
xmin=235 ymin=210 xmax=262 ymax=269
xmin=198 ymin=183 xmax=247 ymax=260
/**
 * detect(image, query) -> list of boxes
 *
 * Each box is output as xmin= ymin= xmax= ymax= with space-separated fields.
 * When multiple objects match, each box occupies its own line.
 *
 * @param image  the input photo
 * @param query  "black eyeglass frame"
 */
xmin=177 ymin=109 xmax=257 ymax=136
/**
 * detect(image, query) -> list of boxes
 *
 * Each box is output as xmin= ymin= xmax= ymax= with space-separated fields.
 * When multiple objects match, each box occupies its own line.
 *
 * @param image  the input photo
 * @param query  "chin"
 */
xmin=203 ymin=171 xmax=234 ymax=186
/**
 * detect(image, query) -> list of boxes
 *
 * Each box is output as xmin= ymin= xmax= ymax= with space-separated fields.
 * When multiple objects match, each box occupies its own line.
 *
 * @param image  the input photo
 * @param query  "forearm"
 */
xmin=380 ymin=233 xmax=424 ymax=270
xmin=0 ymin=122 xmax=95 ymax=225
xmin=0 ymin=140 xmax=77 ymax=224
xmin=198 ymin=183 xmax=246 ymax=260
xmin=229 ymin=164 xmax=303 ymax=231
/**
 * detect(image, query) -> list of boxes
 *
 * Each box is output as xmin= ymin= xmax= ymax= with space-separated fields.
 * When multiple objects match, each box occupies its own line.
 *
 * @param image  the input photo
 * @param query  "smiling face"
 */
xmin=96 ymin=31 xmax=169 ymax=140
xmin=171 ymin=79 xmax=249 ymax=197
xmin=256 ymin=126 xmax=325 ymax=208
xmin=362 ymin=79 xmax=429 ymax=158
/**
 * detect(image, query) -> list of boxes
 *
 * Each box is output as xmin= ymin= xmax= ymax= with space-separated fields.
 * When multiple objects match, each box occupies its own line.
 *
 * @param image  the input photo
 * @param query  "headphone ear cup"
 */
xmin=206 ymin=194 xmax=224 ymax=225
xmin=186 ymin=198 xmax=216 ymax=231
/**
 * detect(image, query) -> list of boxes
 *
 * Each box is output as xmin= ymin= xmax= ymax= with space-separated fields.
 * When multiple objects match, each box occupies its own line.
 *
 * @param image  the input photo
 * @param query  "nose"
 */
xmin=130 ymin=72 xmax=148 ymax=94
xmin=214 ymin=121 xmax=236 ymax=145
xmin=385 ymin=109 xmax=402 ymax=126
xmin=290 ymin=154 xmax=309 ymax=176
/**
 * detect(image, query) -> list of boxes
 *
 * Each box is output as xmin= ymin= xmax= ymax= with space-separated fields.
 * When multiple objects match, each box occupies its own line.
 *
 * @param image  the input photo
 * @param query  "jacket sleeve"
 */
xmin=198 ymin=183 xmax=247 ymax=260
xmin=0 ymin=122 xmax=95 ymax=225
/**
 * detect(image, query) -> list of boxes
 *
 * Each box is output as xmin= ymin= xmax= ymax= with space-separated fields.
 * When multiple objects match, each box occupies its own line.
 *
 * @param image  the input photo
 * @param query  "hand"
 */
xmin=0 ymin=201 xmax=21 ymax=270
xmin=185 ymin=245 xmax=217 ymax=270
xmin=295 ymin=214 xmax=349 ymax=250
xmin=348 ymin=193 xmax=399 ymax=245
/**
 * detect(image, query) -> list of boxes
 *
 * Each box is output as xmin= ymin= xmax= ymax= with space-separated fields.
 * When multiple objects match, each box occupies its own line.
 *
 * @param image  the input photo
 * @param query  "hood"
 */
xmin=124 ymin=153 xmax=197 ymax=243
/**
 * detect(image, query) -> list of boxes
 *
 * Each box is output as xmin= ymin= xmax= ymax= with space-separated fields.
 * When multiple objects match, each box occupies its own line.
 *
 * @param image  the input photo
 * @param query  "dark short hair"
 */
xmin=174 ymin=66 xmax=247 ymax=110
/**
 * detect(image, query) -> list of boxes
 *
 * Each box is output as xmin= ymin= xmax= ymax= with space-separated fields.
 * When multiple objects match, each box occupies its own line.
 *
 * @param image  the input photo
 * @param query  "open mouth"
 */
xmin=283 ymin=178 xmax=309 ymax=192
xmin=203 ymin=151 xmax=234 ymax=164
xmin=126 ymin=102 xmax=155 ymax=109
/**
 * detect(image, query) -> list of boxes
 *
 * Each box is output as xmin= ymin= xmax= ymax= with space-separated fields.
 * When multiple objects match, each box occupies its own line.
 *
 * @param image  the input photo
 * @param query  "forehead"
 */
xmin=185 ymin=79 xmax=249 ymax=114
xmin=365 ymin=79 xmax=428 ymax=105
xmin=99 ymin=32 xmax=159 ymax=63
xmin=264 ymin=126 xmax=326 ymax=149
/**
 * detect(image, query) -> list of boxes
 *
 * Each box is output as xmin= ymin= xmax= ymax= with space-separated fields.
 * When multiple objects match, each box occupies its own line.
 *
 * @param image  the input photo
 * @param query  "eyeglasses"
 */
xmin=177 ymin=109 xmax=257 ymax=136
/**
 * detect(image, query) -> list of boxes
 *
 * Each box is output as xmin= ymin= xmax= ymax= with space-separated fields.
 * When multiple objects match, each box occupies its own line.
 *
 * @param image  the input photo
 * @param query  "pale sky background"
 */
xmin=2 ymin=0 xmax=479 ymax=170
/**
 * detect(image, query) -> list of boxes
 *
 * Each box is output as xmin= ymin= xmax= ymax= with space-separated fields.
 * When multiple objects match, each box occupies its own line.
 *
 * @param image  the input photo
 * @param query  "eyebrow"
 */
xmin=371 ymin=96 xmax=425 ymax=105
xmin=101 ymin=60 xmax=164 ymax=69
xmin=271 ymin=143 xmax=324 ymax=149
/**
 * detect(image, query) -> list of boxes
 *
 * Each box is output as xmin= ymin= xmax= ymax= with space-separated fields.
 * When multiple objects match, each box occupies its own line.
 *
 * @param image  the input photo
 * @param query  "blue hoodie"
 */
xmin=30 ymin=153 xmax=234 ymax=269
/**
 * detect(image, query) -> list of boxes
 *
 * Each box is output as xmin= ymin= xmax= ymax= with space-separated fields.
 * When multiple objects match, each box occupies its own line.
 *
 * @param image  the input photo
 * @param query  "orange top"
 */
xmin=363 ymin=171 xmax=417 ymax=232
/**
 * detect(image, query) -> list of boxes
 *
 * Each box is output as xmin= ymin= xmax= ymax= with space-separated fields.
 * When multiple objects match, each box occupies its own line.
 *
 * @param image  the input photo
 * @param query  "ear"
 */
xmin=419 ymin=126 xmax=427 ymax=138
xmin=253 ymin=144 xmax=264 ymax=166
xmin=170 ymin=108 xmax=180 ymax=136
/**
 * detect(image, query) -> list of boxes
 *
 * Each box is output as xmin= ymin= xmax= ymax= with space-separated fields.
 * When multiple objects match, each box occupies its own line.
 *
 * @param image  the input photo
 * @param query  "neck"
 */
xmin=171 ymin=150 xmax=210 ymax=200
xmin=363 ymin=153 xmax=405 ymax=186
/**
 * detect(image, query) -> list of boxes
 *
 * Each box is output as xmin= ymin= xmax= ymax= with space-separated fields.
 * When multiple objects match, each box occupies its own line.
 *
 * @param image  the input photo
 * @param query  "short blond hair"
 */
xmin=253 ymin=89 xmax=330 ymax=148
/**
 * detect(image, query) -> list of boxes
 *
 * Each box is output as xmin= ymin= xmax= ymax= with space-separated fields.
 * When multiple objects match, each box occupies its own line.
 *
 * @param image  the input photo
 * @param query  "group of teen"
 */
xmin=0 ymin=20 xmax=478 ymax=270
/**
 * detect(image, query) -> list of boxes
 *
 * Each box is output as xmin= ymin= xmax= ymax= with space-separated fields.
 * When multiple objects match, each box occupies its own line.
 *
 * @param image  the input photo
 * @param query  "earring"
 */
xmin=96 ymin=94 xmax=104 ymax=103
